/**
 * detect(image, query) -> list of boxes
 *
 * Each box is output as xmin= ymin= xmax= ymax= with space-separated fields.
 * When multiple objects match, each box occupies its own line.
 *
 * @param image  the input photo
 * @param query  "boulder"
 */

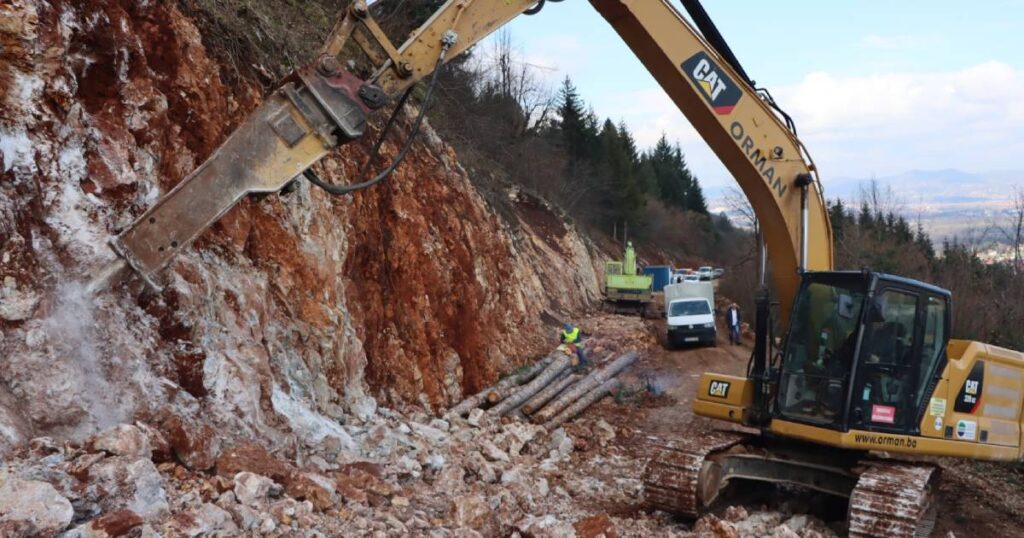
xmin=216 ymin=443 xmax=294 ymax=485
xmin=286 ymin=472 xmax=336 ymax=511
xmin=233 ymin=472 xmax=278 ymax=507
xmin=158 ymin=413 xmax=221 ymax=471
xmin=0 ymin=478 xmax=73 ymax=535
xmin=88 ymin=424 xmax=151 ymax=459
xmin=86 ymin=457 xmax=168 ymax=521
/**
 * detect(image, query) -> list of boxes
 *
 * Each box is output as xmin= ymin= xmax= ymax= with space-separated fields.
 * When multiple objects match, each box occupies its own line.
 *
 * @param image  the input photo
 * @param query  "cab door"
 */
xmin=848 ymin=287 xmax=924 ymax=432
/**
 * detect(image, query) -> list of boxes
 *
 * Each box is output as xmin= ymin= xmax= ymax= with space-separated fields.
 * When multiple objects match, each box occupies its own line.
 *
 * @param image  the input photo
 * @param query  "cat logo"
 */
xmin=708 ymin=380 xmax=731 ymax=398
xmin=681 ymin=52 xmax=742 ymax=115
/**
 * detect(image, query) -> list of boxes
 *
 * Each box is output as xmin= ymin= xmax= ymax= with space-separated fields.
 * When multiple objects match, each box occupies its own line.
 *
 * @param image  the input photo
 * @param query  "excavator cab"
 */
xmin=774 ymin=271 xmax=951 ymax=434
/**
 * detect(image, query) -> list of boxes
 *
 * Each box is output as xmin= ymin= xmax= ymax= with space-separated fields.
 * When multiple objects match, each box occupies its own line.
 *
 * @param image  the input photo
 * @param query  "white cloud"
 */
xmin=776 ymin=61 xmax=1024 ymax=178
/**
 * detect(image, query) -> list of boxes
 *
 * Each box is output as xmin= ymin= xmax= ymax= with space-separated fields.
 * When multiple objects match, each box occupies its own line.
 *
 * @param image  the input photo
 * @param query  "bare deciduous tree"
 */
xmin=993 ymin=186 xmax=1024 ymax=274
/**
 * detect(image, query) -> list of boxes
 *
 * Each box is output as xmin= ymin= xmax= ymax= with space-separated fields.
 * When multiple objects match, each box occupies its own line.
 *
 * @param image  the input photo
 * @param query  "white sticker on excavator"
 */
xmin=929 ymin=397 xmax=947 ymax=417
xmin=956 ymin=419 xmax=977 ymax=441
xmin=934 ymin=416 xmax=943 ymax=431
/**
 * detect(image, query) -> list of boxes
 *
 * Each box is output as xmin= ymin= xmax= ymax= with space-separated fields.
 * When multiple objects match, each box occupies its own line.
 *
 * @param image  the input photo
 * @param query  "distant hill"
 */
xmin=710 ymin=169 xmax=1024 ymax=243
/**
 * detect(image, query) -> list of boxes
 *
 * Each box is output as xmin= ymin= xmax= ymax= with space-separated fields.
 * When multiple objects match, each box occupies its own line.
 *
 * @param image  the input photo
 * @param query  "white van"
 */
xmin=664 ymin=282 xmax=716 ymax=347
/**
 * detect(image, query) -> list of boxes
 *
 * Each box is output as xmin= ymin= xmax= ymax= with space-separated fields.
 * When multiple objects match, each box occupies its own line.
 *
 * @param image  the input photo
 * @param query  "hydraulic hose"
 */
xmin=304 ymin=34 xmax=454 ymax=196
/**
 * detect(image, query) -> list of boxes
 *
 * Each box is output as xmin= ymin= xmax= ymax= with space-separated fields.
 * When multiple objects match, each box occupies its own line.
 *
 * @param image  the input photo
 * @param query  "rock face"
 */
xmin=0 ymin=0 xmax=601 ymax=453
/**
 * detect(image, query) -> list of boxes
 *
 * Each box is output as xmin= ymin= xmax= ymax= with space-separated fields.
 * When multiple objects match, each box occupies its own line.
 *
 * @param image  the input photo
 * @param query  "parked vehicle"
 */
xmin=712 ymin=267 xmax=725 ymax=278
xmin=664 ymin=281 xmax=716 ymax=347
xmin=697 ymin=266 xmax=714 ymax=281
xmin=683 ymin=274 xmax=700 ymax=282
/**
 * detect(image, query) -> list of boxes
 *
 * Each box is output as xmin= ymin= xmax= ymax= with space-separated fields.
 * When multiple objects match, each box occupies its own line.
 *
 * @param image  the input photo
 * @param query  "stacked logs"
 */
xmin=447 ymin=348 xmax=638 ymax=430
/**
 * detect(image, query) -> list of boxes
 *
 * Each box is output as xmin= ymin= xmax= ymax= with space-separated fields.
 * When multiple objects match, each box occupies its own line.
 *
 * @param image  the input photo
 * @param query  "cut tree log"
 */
xmin=448 ymin=356 xmax=552 ymax=417
xmin=531 ymin=351 xmax=637 ymax=425
xmin=543 ymin=377 xmax=622 ymax=431
xmin=521 ymin=372 xmax=580 ymax=415
xmin=488 ymin=354 xmax=571 ymax=417
xmin=483 ymin=356 xmax=556 ymax=404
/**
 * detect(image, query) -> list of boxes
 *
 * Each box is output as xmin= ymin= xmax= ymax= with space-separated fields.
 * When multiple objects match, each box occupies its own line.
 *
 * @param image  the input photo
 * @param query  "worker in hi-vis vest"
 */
xmin=560 ymin=323 xmax=588 ymax=370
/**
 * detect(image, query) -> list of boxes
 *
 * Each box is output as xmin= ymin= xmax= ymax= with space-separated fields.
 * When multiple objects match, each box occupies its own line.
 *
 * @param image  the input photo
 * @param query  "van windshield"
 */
xmin=669 ymin=301 xmax=710 ymax=316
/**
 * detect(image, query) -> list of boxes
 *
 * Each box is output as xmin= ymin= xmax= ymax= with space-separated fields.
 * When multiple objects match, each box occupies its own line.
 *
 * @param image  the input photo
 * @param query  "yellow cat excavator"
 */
xmin=89 ymin=1 xmax=1024 ymax=535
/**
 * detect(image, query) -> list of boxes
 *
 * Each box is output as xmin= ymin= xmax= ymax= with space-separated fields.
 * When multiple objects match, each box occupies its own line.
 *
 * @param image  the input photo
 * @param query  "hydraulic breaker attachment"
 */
xmin=109 ymin=64 xmax=380 ymax=288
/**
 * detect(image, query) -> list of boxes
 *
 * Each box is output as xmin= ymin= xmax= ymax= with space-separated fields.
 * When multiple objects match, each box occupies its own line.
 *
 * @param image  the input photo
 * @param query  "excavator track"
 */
xmin=848 ymin=461 xmax=939 ymax=538
xmin=641 ymin=430 xmax=750 ymax=517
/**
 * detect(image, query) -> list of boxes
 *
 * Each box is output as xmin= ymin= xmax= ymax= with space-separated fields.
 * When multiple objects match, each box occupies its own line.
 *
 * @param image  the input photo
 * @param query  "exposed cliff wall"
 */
xmin=0 ymin=0 xmax=601 ymax=454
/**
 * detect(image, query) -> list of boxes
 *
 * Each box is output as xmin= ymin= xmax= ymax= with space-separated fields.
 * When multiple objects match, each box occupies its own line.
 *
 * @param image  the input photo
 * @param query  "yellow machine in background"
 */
xmin=604 ymin=241 xmax=654 ymax=314
xmin=88 ymin=0 xmax=1023 ymax=535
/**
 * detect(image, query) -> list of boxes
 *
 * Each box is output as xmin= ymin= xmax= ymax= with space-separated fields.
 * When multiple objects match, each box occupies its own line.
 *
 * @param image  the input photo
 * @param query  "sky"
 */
xmin=478 ymin=0 xmax=1024 ymax=196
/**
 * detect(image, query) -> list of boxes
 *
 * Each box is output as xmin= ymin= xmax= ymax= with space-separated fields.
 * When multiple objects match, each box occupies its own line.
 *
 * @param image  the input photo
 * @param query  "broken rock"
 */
xmin=465 ymin=451 xmax=497 ymax=483
xmin=547 ymin=427 xmax=574 ymax=460
xmin=168 ymin=503 xmax=238 ymax=537
xmin=233 ymin=472 xmax=278 ymax=507
xmin=693 ymin=514 xmax=739 ymax=538
xmin=516 ymin=514 xmax=576 ymax=538
xmin=467 ymin=408 xmax=486 ymax=427
xmin=410 ymin=421 xmax=448 ymax=444
xmin=450 ymin=493 xmax=496 ymax=534
xmin=159 ymin=414 xmax=221 ymax=471
xmin=86 ymin=457 xmax=168 ymax=521
xmin=592 ymin=419 xmax=616 ymax=448
xmin=479 ymin=438 xmax=510 ymax=463
xmin=574 ymin=514 xmax=618 ymax=538
xmin=286 ymin=472 xmax=336 ymax=511
xmin=88 ymin=424 xmax=151 ymax=459
xmin=64 ymin=510 xmax=144 ymax=538
xmin=0 ymin=478 xmax=73 ymax=535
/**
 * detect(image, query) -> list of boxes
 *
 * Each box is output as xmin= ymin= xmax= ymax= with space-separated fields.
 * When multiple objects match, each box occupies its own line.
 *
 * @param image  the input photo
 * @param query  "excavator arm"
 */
xmin=102 ymin=0 xmax=832 ymax=321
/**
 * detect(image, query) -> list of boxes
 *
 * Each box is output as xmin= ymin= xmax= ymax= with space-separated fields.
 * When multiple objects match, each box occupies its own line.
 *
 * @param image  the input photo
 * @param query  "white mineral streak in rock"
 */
xmin=271 ymin=384 xmax=355 ymax=450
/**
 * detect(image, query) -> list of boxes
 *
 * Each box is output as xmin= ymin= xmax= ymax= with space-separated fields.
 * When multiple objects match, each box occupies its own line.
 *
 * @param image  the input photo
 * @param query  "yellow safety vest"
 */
xmin=562 ymin=327 xmax=580 ymax=344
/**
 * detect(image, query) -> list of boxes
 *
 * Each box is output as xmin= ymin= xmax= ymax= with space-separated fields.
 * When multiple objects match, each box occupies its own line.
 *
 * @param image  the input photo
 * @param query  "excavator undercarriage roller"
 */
xmin=642 ymin=431 xmax=939 ymax=537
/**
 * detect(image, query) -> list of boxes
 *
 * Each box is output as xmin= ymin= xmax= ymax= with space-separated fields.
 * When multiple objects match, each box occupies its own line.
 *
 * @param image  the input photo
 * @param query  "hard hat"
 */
xmin=564 ymin=323 xmax=574 ymax=331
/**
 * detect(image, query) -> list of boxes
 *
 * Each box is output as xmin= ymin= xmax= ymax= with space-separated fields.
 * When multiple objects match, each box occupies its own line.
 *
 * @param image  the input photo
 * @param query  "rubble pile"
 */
xmin=0 ymin=411 xmax=616 ymax=536
xmin=0 ymin=400 xmax=845 ymax=537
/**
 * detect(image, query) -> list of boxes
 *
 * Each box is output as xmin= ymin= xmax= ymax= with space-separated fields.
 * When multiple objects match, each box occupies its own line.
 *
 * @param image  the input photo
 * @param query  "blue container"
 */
xmin=643 ymin=265 xmax=672 ymax=292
